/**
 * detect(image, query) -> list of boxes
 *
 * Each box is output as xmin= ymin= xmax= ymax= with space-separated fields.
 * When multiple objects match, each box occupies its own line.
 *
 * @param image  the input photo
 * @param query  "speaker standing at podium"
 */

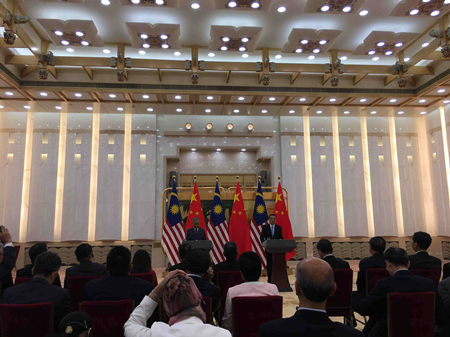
xmin=186 ymin=218 xmax=207 ymax=241
xmin=260 ymin=214 xmax=283 ymax=282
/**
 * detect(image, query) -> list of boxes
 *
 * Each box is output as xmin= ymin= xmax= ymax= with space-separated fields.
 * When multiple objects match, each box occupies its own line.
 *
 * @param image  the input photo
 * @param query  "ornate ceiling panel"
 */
xmin=303 ymin=0 xmax=367 ymax=14
xmin=281 ymin=29 xmax=342 ymax=54
xmin=212 ymin=0 xmax=274 ymax=11
xmin=389 ymin=0 xmax=450 ymax=17
xmin=352 ymin=31 xmax=419 ymax=56
xmin=118 ymin=0 xmax=180 ymax=7
xmin=126 ymin=23 xmax=181 ymax=50
xmin=209 ymin=26 xmax=262 ymax=52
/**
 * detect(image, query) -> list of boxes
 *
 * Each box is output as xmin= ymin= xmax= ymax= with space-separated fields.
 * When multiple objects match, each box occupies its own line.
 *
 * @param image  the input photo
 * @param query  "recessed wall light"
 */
xmin=103 ymin=49 xmax=110 ymax=54
xmin=191 ymin=3 xmax=200 ymax=9
xmin=174 ymin=51 xmax=181 ymax=56
xmin=40 ymin=92 xmax=48 ymax=96
xmin=275 ymin=54 xmax=282 ymax=59
xmin=208 ymin=53 xmax=215 ymax=57
xmin=359 ymin=9 xmax=368 ymax=16
xmin=277 ymin=6 xmax=286 ymax=12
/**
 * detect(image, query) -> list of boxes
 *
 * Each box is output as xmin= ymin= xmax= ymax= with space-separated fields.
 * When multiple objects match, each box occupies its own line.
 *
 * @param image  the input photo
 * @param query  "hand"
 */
xmin=204 ymin=267 xmax=214 ymax=283
xmin=0 ymin=226 xmax=12 ymax=244
xmin=149 ymin=270 xmax=186 ymax=302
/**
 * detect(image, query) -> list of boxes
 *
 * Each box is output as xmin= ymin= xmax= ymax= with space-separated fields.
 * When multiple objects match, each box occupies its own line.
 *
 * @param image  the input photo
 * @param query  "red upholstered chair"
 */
xmin=217 ymin=271 xmax=244 ymax=321
xmin=130 ymin=270 xmax=158 ymax=286
xmin=326 ymin=269 xmax=353 ymax=324
xmin=366 ymin=268 xmax=390 ymax=294
xmin=232 ymin=296 xmax=283 ymax=337
xmin=159 ymin=296 xmax=212 ymax=324
xmin=0 ymin=302 xmax=53 ymax=337
xmin=14 ymin=277 xmax=32 ymax=285
xmin=80 ymin=300 xmax=134 ymax=337
xmin=410 ymin=269 xmax=441 ymax=288
xmin=68 ymin=275 xmax=102 ymax=311
xmin=388 ymin=291 xmax=435 ymax=337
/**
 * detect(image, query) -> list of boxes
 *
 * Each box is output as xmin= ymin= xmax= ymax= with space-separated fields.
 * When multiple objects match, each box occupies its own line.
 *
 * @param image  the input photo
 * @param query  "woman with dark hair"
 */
xmin=124 ymin=270 xmax=231 ymax=337
xmin=131 ymin=249 xmax=158 ymax=286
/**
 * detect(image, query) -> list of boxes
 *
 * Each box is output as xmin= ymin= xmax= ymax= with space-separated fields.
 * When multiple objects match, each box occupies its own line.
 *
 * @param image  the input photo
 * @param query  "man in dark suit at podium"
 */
xmin=260 ymin=214 xmax=283 ymax=282
xmin=186 ymin=218 xmax=207 ymax=241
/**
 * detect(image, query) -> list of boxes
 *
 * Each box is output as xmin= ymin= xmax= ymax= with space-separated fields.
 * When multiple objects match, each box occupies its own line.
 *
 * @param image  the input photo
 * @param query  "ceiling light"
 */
xmin=301 ymin=39 xmax=309 ymax=44
xmin=316 ymin=110 xmax=322 ymax=114
xmin=132 ymin=0 xmax=140 ymax=3
xmin=233 ymin=109 xmax=239 ymax=113
xmin=140 ymin=34 xmax=148 ymax=39
xmin=0 ymin=106 xmax=4 ymax=109
xmin=419 ymin=99 xmax=426 ymax=103
xmin=143 ymin=95 xmax=149 ymax=99
xmin=410 ymin=9 xmax=419 ymax=15
xmin=208 ymin=53 xmax=215 ymax=57
xmin=5 ymin=92 xmax=13 ymax=96
xmin=445 ymin=0 xmax=450 ymax=3
xmin=117 ymin=107 xmax=123 ymax=111
xmin=216 ymin=148 xmax=221 ymax=151
xmin=191 ymin=148 xmax=196 ymax=151
xmin=241 ymin=37 xmax=249 ymax=43
xmin=247 ymin=123 xmax=254 ymax=131
xmin=207 ymin=96 xmax=214 ymax=100
xmin=377 ymin=41 xmax=385 ymax=47
xmin=176 ymin=108 xmax=182 ymax=112
xmin=431 ymin=10 xmax=440 ymax=17
xmin=220 ymin=46 xmax=228 ymax=51
xmin=261 ymin=110 xmax=267 ymax=113
xmin=318 ymin=40 xmax=327 ymax=46
xmin=161 ymin=44 xmax=169 ymax=49
xmin=422 ymin=42 xmax=429 ymax=47
xmin=54 ymin=31 xmax=63 ymax=36
xmin=228 ymin=1 xmax=237 ymax=7
xmin=175 ymin=95 xmax=182 ymax=99
xmin=438 ymin=89 xmax=446 ymax=93
xmin=397 ymin=111 xmax=404 ymax=115
xmin=241 ymin=148 xmax=246 ymax=152
xmin=40 ymin=92 xmax=48 ymax=96
xmin=330 ymin=98 xmax=336 ymax=102
xmin=238 ymin=97 xmax=245 ymax=100
xmin=239 ymin=47 xmax=246 ymax=51
xmin=340 ymin=56 xmax=348 ymax=60
xmin=75 ymin=93 xmax=82 ymax=97
xmin=66 ymin=48 xmax=74 ymax=52
xmin=205 ymin=109 xmax=211 ymax=113
xmin=404 ymin=57 xmax=410 ymax=62
xmin=56 ymin=106 xmax=62 ymax=110
xmin=185 ymin=123 xmax=192 ymax=130
xmin=269 ymin=97 xmax=276 ymax=101
xmin=390 ymin=99 xmax=397 ymax=103
xmin=206 ymin=123 xmax=213 ymax=130
xmin=395 ymin=42 xmax=403 ymax=47
xmin=385 ymin=51 xmax=393 ymax=56
xmin=372 ymin=57 xmax=379 ymax=61
xmin=295 ymin=48 xmax=303 ymax=53
xmin=87 ymin=107 xmax=93 ymax=111
xmin=251 ymin=2 xmax=260 ymax=8
xmin=139 ymin=50 xmax=146 ymax=55
xmin=227 ymin=123 xmax=234 ymax=130
xmin=143 ymin=43 xmax=150 ymax=48
xmin=103 ymin=49 xmax=110 ymax=54
xmin=300 ymin=98 xmax=306 ymax=101
xmin=289 ymin=110 xmax=295 ymax=114
xmin=101 ymin=0 xmax=110 ymax=5
xmin=444 ymin=100 xmax=450 ymax=104
xmin=321 ymin=5 xmax=329 ymax=11
xmin=368 ymin=50 xmax=376 ymax=55
xmin=359 ymin=9 xmax=368 ymax=16
xmin=109 ymin=94 xmax=116 ymax=98
xmin=277 ymin=6 xmax=286 ymax=12
xmin=343 ymin=6 xmax=351 ymax=12
xmin=81 ymin=41 xmax=89 ymax=46
xmin=160 ymin=34 xmax=168 ymax=40
xmin=24 ymin=105 xmax=30 ymax=109
xmin=75 ymin=31 xmax=84 ymax=37
xmin=344 ymin=111 xmax=350 ymax=114
xmin=308 ymin=55 xmax=315 ymax=60
xmin=61 ymin=40 xmax=69 ymax=45
xmin=191 ymin=2 xmax=200 ymax=9
xmin=147 ymin=108 xmax=154 ymax=112
xmin=371 ymin=111 xmax=377 ymax=114
xmin=313 ymin=49 xmax=320 ymax=53
xmin=421 ymin=111 xmax=427 ymax=115
xmin=275 ymin=54 xmax=282 ymax=59
xmin=360 ymin=98 xmax=367 ymax=102
xmin=242 ymin=54 xmax=249 ymax=58
xmin=31 ymin=47 xmax=38 ymax=51
xmin=222 ymin=37 xmax=230 ymax=42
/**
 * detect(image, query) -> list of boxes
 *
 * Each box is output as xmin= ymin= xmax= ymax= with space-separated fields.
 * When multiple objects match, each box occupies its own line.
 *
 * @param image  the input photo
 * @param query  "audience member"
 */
xmin=260 ymin=257 xmax=363 ymax=337
xmin=356 ymin=236 xmax=386 ymax=293
xmin=222 ymin=251 xmax=279 ymax=331
xmin=169 ymin=243 xmax=192 ymax=272
xmin=131 ymin=249 xmax=158 ymax=286
xmin=443 ymin=263 xmax=450 ymax=280
xmin=17 ymin=242 xmax=62 ymax=287
xmin=63 ymin=243 xmax=107 ymax=289
xmin=316 ymin=239 xmax=350 ymax=269
xmin=0 ymin=226 xmax=17 ymax=294
xmin=84 ymin=246 xmax=153 ymax=305
xmin=58 ymin=311 xmax=92 ymax=337
xmin=2 ymin=251 xmax=70 ymax=330
xmin=353 ymin=247 xmax=436 ymax=337
xmin=437 ymin=275 xmax=450 ymax=327
xmin=124 ymin=270 xmax=231 ymax=337
xmin=408 ymin=231 xmax=442 ymax=273
xmin=212 ymin=241 xmax=240 ymax=284
xmin=186 ymin=248 xmax=221 ymax=313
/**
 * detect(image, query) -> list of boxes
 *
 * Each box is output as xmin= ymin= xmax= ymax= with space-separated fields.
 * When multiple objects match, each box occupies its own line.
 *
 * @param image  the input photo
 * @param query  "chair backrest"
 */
xmin=410 ymin=269 xmax=441 ymax=288
xmin=232 ymin=296 xmax=283 ymax=337
xmin=326 ymin=269 xmax=353 ymax=317
xmin=159 ymin=296 xmax=212 ymax=324
xmin=217 ymin=271 xmax=244 ymax=320
xmin=80 ymin=300 xmax=134 ymax=337
xmin=388 ymin=291 xmax=435 ymax=337
xmin=68 ymin=275 xmax=102 ymax=311
xmin=366 ymin=268 xmax=390 ymax=294
xmin=15 ymin=277 xmax=32 ymax=285
xmin=130 ymin=272 xmax=157 ymax=286
xmin=0 ymin=302 xmax=53 ymax=337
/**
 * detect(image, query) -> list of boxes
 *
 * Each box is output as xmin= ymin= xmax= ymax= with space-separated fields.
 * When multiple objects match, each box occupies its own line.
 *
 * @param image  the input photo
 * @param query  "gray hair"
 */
xmin=295 ymin=258 xmax=334 ymax=303
xmin=193 ymin=217 xmax=200 ymax=222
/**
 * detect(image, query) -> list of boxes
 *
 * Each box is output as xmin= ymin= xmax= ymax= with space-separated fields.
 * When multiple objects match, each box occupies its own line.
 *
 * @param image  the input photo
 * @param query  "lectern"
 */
xmin=183 ymin=240 xmax=213 ymax=252
xmin=262 ymin=239 xmax=297 ymax=292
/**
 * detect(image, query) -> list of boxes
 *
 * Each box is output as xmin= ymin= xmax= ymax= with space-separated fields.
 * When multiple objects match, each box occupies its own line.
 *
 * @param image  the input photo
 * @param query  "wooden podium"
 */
xmin=183 ymin=240 xmax=213 ymax=252
xmin=262 ymin=239 xmax=297 ymax=292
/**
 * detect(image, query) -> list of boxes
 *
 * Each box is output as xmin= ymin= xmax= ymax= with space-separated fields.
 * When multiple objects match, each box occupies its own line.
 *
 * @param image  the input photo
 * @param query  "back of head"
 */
xmin=106 ymin=246 xmax=131 ymax=276
xmin=295 ymin=257 xmax=334 ymax=303
xmin=58 ymin=311 xmax=92 ymax=337
xmin=29 ymin=243 xmax=48 ymax=265
xmin=75 ymin=243 xmax=93 ymax=262
xmin=131 ymin=249 xmax=151 ymax=274
xmin=316 ymin=239 xmax=333 ymax=254
xmin=384 ymin=247 xmax=409 ymax=267
xmin=369 ymin=236 xmax=386 ymax=254
xmin=185 ymin=249 xmax=210 ymax=274
xmin=238 ymin=251 xmax=261 ymax=282
xmin=178 ymin=243 xmax=192 ymax=261
xmin=223 ymin=241 xmax=238 ymax=261
xmin=33 ymin=251 xmax=62 ymax=277
xmin=413 ymin=231 xmax=432 ymax=250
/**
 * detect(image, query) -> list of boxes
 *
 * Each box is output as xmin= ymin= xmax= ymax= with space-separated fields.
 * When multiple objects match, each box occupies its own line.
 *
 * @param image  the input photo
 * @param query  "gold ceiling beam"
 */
xmin=385 ymin=74 xmax=397 ymax=86
xmin=370 ymin=98 xmax=385 ymax=106
xmin=290 ymin=72 xmax=300 ymax=85
xmin=323 ymin=74 xmax=332 ymax=85
xmin=21 ymin=65 xmax=39 ymax=78
xmin=83 ymin=66 xmax=94 ymax=80
xmin=354 ymin=73 xmax=368 ymax=86
xmin=313 ymin=97 xmax=325 ymax=106
xmin=341 ymin=97 xmax=355 ymax=106
xmin=226 ymin=70 xmax=232 ymax=83
xmin=0 ymin=38 xmax=27 ymax=48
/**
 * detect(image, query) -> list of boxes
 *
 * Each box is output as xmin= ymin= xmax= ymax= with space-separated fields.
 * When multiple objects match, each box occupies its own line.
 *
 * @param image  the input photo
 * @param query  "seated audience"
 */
xmin=64 ymin=243 xmax=107 ymax=289
xmin=169 ymin=243 xmax=192 ymax=272
xmin=186 ymin=248 xmax=221 ymax=313
xmin=0 ymin=226 xmax=17 ymax=294
xmin=437 ymin=275 xmax=450 ymax=327
xmin=353 ymin=247 xmax=436 ymax=337
xmin=443 ymin=263 xmax=450 ymax=280
xmin=212 ymin=241 xmax=240 ymax=284
xmin=317 ymin=239 xmax=350 ymax=269
xmin=221 ymin=251 xmax=279 ymax=331
xmin=84 ymin=246 xmax=153 ymax=306
xmin=58 ymin=311 xmax=92 ymax=337
xmin=408 ymin=231 xmax=442 ymax=273
xmin=17 ymin=242 xmax=62 ymax=287
xmin=260 ymin=257 xmax=363 ymax=337
xmin=124 ymin=270 xmax=231 ymax=337
xmin=356 ymin=236 xmax=386 ymax=293
xmin=131 ymin=249 xmax=158 ymax=285
xmin=2 ymin=251 xmax=70 ymax=330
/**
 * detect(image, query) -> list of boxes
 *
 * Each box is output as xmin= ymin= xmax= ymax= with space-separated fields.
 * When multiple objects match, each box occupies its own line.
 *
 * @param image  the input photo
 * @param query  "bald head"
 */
xmin=295 ymin=257 xmax=334 ymax=303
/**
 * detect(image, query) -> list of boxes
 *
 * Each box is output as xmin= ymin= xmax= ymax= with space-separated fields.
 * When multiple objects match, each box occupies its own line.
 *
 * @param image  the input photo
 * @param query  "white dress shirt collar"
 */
xmin=296 ymin=307 xmax=327 ymax=314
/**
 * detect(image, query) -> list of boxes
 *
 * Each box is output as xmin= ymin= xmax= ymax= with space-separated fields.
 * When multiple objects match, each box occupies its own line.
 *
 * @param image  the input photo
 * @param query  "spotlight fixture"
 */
xmin=242 ymin=54 xmax=249 ymax=58
xmin=205 ymin=109 xmax=211 ymax=113
xmin=174 ymin=51 xmax=181 ymax=56
xmin=191 ymin=3 xmax=200 ymax=9
xmin=247 ymin=123 xmax=254 ymax=131
xmin=344 ymin=111 xmax=350 ymax=114
xmin=176 ymin=108 xmax=182 ymax=112
xmin=101 ymin=0 xmax=110 ymax=5
xmin=155 ymin=0 xmax=165 ymax=5
xmin=313 ymin=49 xmax=320 ymax=53
xmin=261 ymin=110 xmax=268 ymax=113
xmin=87 ymin=107 xmax=93 ymax=111
xmin=24 ymin=105 xmax=31 ymax=109
xmin=360 ymin=98 xmax=367 ymax=102
xmin=143 ymin=95 xmax=149 ymax=99
xmin=269 ymin=97 xmax=276 ymax=101
xmin=81 ymin=41 xmax=89 ymax=46
xmin=147 ymin=108 xmax=154 ymax=112
xmin=143 ymin=44 xmax=150 ymax=48
xmin=431 ymin=10 xmax=440 ymax=17
xmin=191 ymin=148 xmax=196 ymax=151
xmin=404 ymin=57 xmax=410 ymax=62
xmin=385 ymin=51 xmax=393 ymax=56
xmin=241 ymin=37 xmax=249 ymax=43
xmin=289 ymin=110 xmax=295 ymax=114
xmin=54 ymin=30 xmax=63 ymax=36
xmin=185 ymin=123 xmax=192 ymax=130
xmin=377 ymin=41 xmax=385 ymax=47
xmin=410 ymin=9 xmax=419 ymax=15
xmin=160 ymin=34 xmax=168 ymax=40
xmin=228 ymin=1 xmax=237 ymax=7
xmin=56 ymin=106 xmax=62 ymax=110
xmin=321 ymin=5 xmax=330 ymax=11
xmin=330 ymin=98 xmax=336 ymax=102
xmin=295 ymin=48 xmax=303 ymax=53
xmin=216 ymin=148 xmax=221 ymax=152
xmin=175 ymin=95 xmax=182 ymax=100
xmin=61 ymin=40 xmax=69 ymax=45
xmin=395 ymin=42 xmax=403 ymax=47
xmin=251 ymin=1 xmax=260 ymax=8
xmin=140 ymin=34 xmax=148 ymax=39
xmin=444 ymin=100 xmax=450 ymax=104
xmin=371 ymin=111 xmax=377 ymax=114
xmin=316 ymin=110 xmax=322 ymax=114
xmin=117 ymin=107 xmax=123 ymax=111
xmin=277 ymin=6 xmax=286 ymax=12
xmin=300 ymin=98 xmax=306 ymax=101
xmin=75 ymin=31 xmax=84 ymax=37
xmin=241 ymin=148 xmax=246 ymax=152
xmin=109 ymin=94 xmax=116 ymax=98
xmin=5 ymin=92 xmax=13 ymax=96
xmin=421 ymin=111 xmax=427 ymax=115
xmin=390 ymin=99 xmax=397 ymax=103
xmin=206 ymin=123 xmax=213 ymax=130
xmin=220 ymin=46 xmax=228 ymax=51
xmin=207 ymin=96 xmax=214 ymax=100
xmin=132 ymin=0 xmax=140 ymax=3
xmin=226 ymin=123 xmax=234 ymax=131
xmin=239 ymin=47 xmax=246 ymax=51
xmin=438 ymin=89 xmax=446 ymax=93
xmin=359 ymin=10 xmax=368 ymax=16
xmin=422 ymin=42 xmax=429 ymax=47
xmin=161 ymin=43 xmax=169 ymax=49
xmin=233 ymin=109 xmax=239 ymax=113
xmin=238 ymin=97 xmax=245 ymax=101
xmin=75 ymin=93 xmax=82 ymax=97
xmin=40 ymin=92 xmax=48 ymax=96
xmin=222 ymin=37 xmax=230 ymax=42
xmin=368 ymin=50 xmax=376 ymax=55
xmin=419 ymin=99 xmax=426 ymax=103
xmin=342 ymin=6 xmax=351 ymax=12
xmin=319 ymin=40 xmax=327 ymax=45
xmin=398 ymin=111 xmax=404 ymax=115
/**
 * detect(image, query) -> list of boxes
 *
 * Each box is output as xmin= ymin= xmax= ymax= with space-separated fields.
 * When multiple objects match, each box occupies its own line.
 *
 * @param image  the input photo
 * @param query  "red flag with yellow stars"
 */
xmin=274 ymin=182 xmax=295 ymax=261
xmin=229 ymin=180 xmax=252 ymax=255
xmin=185 ymin=181 xmax=207 ymax=235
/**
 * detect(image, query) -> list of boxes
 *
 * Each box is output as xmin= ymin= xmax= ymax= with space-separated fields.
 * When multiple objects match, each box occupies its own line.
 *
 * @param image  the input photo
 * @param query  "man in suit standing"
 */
xmin=260 ymin=257 xmax=363 ymax=337
xmin=260 ymin=214 xmax=283 ymax=282
xmin=356 ymin=236 xmax=386 ymax=294
xmin=353 ymin=247 xmax=436 ymax=337
xmin=64 ymin=243 xmax=108 ymax=288
xmin=169 ymin=243 xmax=192 ymax=272
xmin=317 ymin=239 xmax=350 ymax=269
xmin=408 ymin=231 xmax=442 ymax=273
xmin=186 ymin=218 xmax=207 ymax=241
xmin=2 ymin=251 xmax=70 ymax=331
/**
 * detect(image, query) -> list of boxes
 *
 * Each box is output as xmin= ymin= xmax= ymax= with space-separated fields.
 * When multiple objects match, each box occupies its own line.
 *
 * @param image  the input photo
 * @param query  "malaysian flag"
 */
xmin=250 ymin=180 xmax=268 ymax=269
xmin=207 ymin=180 xmax=229 ymax=264
xmin=162 ymin=181 xmax=185 ymax=266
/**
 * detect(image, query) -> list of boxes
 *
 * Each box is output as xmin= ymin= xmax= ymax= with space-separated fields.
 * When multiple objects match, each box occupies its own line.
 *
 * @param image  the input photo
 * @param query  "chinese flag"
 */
xmin=229 ymin=181 xmax=252 ymax=255
xmin=185 ymin=181 xmax=207 ymax=235
xmin=274 ymin=182 xmax=295 ymax=261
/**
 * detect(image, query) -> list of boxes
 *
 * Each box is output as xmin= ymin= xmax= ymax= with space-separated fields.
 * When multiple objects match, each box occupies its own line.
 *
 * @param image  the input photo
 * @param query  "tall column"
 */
xmin=439 ymin=106 xmax=450 ymax=219
xmin=389 ymin=115 xmax=404 ymax=237
xmin=332 ymin=114 xmax=345 ymax=237
xmin=303 ymin=115 xmax=315 ymax=238
xmin=88 ymin=103 xmax=100 ymax=242
xmin=360 ymin=116 xmax=375 ymax=237
xmin=121 ymin=107 xmax=132 ymax=241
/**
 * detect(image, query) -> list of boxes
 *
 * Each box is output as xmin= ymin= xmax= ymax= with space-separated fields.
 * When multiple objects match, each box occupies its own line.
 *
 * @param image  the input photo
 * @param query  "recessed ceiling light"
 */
xmin=438 ymin=89 xmax=446 ymax=93
xmin=277 ymin=6 xmax=286 ymax=12
xmin=410 ymin=9 xmax=419 ymax=15
xmin=319 ymin=40 xmax=327 ymax=45
xmin=40 ymin=92 xmax=48 ymax=96
xmin=207 ymin=96 xmax=214 ymax=100
xmin=140 ymin=34 xmax=148 ymax=39
xmin=321 ymin=5 xmax=329 ymax=11
xmin=61 ymin=40 xmax=69 ymax=45
xmin=109 ymin=94 xmax=116 ymax=98
xmin=269 ymin=97 xmax=276 ymax=101
xmin=313 ymin=49 xmax=320 ymax=54
xmin=54 ymin=30 xmax=63 ymax=36
xmin=431 ymin=10 xmax=440 ymax=17
xmin=147 ymin=108 xmax=154 ymax=112
xmin=390 ymin=99 xmax=397 ymax=103
xmin=404 ymin=57 xmax=410 ymax=62
xmin=132 ymin=0 xmax=140 ymax=3
xmin=371 ymin=111 xmax=377 ymax=114
xmin=359 ymin=9 xmax=368 ymax=16
xmin=342 ymin=6 xmax=351 ymax=12
xmin=238 ymin=97 xmax=245 ymax=100
xmin=220 ymin=46 xmax=228 ymax=51
xmin=143 ymin=43 xmax=150 ymax=48
xmin=228 ymin=1 xmax=237 ymax=7
xmin=87 ymin=107 xmax=93 ymax=110
xmin=372 ymin=57 xmax=380 ymax=61
xmin=295 ymin=48 xmax=303 ymax=53
xmin=360 ymin=98 xmax=367 ymax=102
xmin=117 ymin=107 xmax=123 ymax=111
xmin=301 ymin=39 xmax=309 ymax=44
xmin=251 ymin=2 xmax=260 ymax=8
xmin=234 ymin=109 xmax=239 ymax=113
xmin=419 ymin=99 xmax=426 ymax=103
xmin=222 ymin=37 xmax=230 ymax=42
xmin=261 ymin=110 xmax=267 ymax=113
xmin=161 ymin=44 xmax=169 ymax=49
xmin=191 ymin=148 xmax=196 ymax=151
xmin=289 ymin=110 xmax=295 ymax=114
xmin=275 ymin=54 xmax=282 ymax=59
xmin=377 ymin=41 xmax=385 ymax=47
xmin=208 ymin=53 xmax=215 ymax=57
xmin=155 ymin=0 xmax=164 ymax=4
xmin=217 ymin=148 xmax=221 ymax=152
xmin=385 ymin=51 xmax=393 ymax=56
xmin=81 ymin=41 xmax=89 ymax=46
xmin=174 ymin=51 xmax=181 ymax=56
xmin=175 ymin=95 xmax=182 ymax=99
xmin=444 ymin=100 xmax=450 ymax=104
xmin=344 ymin=111 xmax=350 ymax=114
xmin=103 ymin=49 xmax=110 ymax=54
xmin=176 ymin=108 xmax=182 ymax=112
xmin=160 ymin=34 xmax=168 ymax=40
xmin=75 ymin=93 xmax=82 ymax=97
xmin=340 ymin=56 xmax=348 ymax=60
xmin=242 ymin=54 xmax=249 ymax=58
xmin=241 ymin=149 xmax=246 ymax=152
xmin=5 ymin=92 xmax=13 ymax=96
xmin=0 ymin=106 xmax=4 ymax=109
xmin=56 ymin=106 xmax=62 ymax=110
xmin=308 ymin=55 xmax=315 ymax=60
xmin=205 ymin=109 xmax=211 ymax=113
xmin=330 ymin=98 xmax=336 ymax=102
xmin=398 ymin=111 xmax=404 ymax=115
xmin=421 ymin=111 xmax=427 ymax=115
xmin=239 ymin=47 xmax=246 ymax=52
xmin=75 ymin=31 xmax=84 ymax=37
xmin=395 ymin=42 xmax=403 ymax=47
xmin=101 ymin=0 xmax=110 ymax=5
xmin=24 ymin=105 xmax=30 ymax=109
xmin=241 ymin=37 xmax=249 ymax=43
xmin=191 ymin=3 xmax=200 ymax=9
xmin=368 ymin=50 xmax=376 ymax=55
xmin=139 ymin=50 xmax=146 ymax=55
xmin=422 ymin=42 xmax=430 ymax=47
xmin=143 ymin=95 xmax=149 ymax=99
xmin=316 ymin=110 xmax=322 ymax=114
